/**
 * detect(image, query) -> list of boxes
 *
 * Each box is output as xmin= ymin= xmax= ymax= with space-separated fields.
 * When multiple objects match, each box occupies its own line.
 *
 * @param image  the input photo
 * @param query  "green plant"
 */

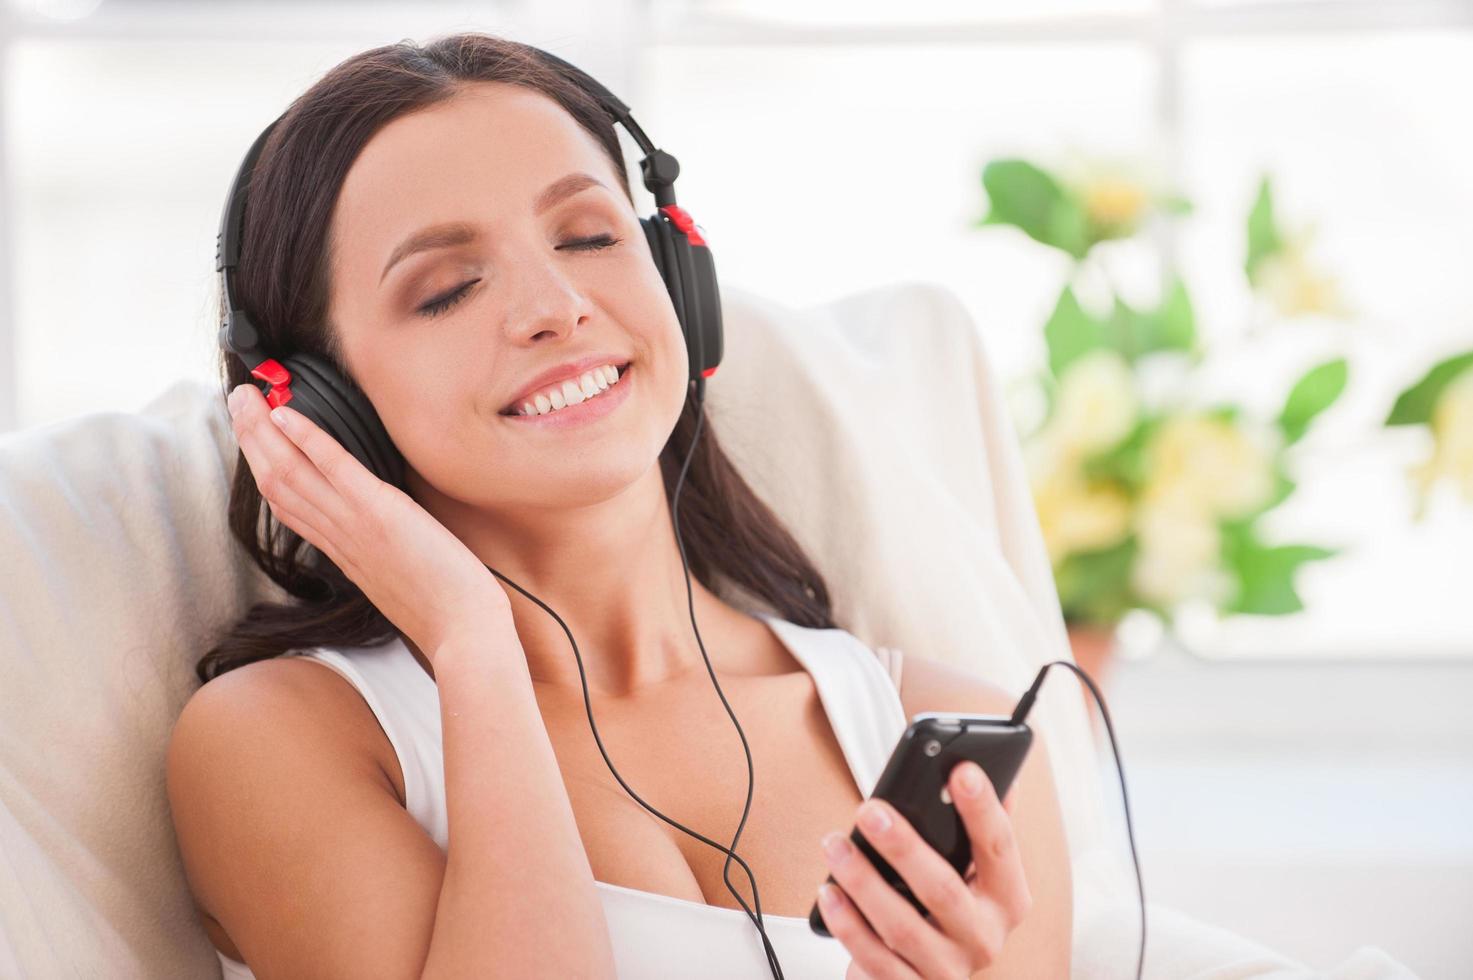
xmin=1386 ymin=352 xmax=1473 ymax=519
xmin=976 ymin=159 xmax=1348 ymax=633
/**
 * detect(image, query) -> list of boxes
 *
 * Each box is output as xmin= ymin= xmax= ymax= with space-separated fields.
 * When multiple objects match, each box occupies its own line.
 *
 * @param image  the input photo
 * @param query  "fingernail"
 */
xmin=959 ymin=763 xmax=984 ymax=798
xmin=270 ymin=407 xmax=289 ymax=428
xmin=227 ymin=387 xmax=243 ymax=417
xmin=859 ymin=801 xmax=891 ymax=834
xmin=819 ymin=883 xmax=842 ymax=909
xmin=822 ymin=832 xmax=851 ymax=864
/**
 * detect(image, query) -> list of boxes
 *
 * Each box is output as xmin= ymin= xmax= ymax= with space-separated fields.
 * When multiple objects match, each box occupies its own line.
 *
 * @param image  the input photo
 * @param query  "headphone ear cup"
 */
xmin=280 ymin=353 xmax=405 ymax=490
xmin=661 ymin=219 xmax=723 ymax=381
xmin=641 ymin=214 xmax=696 ymax=382
xmin=683 ymin=234 xmax=722 ymax=376
xmin=272 ymin=358 xmax=373 ymax=475
xmin=291 ymin=352 xmax=402 ymax=484
xmin=645 ymin=211 xmax=723 ymax=382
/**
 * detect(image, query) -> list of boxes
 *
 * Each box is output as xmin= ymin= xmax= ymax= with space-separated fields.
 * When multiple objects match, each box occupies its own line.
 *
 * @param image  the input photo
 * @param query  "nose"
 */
xmin=498 ymin=257 xmax=596 ymax=346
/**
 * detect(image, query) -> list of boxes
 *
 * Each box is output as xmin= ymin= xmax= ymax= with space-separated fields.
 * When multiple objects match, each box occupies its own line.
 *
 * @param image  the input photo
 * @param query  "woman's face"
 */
xmin=325 ymin=81 xmax=688 ymax=514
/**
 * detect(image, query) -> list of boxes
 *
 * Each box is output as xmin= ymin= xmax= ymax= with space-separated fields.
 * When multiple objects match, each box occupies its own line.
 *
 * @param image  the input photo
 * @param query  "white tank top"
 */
xmin=215 ymin=611 xmax=908 ymax=980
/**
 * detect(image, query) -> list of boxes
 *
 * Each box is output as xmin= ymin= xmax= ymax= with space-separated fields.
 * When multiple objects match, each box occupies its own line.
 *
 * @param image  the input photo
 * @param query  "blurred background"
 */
xmin=0 ymin=0 xmax=1468 ymax=975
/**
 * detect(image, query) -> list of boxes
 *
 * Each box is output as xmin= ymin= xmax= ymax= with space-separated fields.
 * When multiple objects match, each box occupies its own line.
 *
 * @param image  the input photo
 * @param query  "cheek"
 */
xmin=379 ymin=377 xmax=484 ymax=466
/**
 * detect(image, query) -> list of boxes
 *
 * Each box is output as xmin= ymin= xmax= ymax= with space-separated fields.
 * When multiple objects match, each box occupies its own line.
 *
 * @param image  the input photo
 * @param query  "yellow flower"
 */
xmin=1409 ymin=368 xmax=1473 ymax=513
xmin=1255 ymin=223 xmax=1352 ymax=319
xmin=1083 ymin=177 xmax=1149 ymax=236
xmin=1144 ymin=413 xmax=1279 ymax=520
xmin=1059 ymin=152 xmax=1162 ymax=241
xmin=1049 ymin=349 xmax=1139 ymax=455
xmin=1026 ymin=429 xmax=1133 ymax=566
xmin=1129 ymin=485 xmax=1234 ymax=607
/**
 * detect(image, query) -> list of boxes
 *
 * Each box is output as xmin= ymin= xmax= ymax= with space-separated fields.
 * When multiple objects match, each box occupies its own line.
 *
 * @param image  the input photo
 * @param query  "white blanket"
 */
xmin=0 ymin=280 xmax=1415 ymax=977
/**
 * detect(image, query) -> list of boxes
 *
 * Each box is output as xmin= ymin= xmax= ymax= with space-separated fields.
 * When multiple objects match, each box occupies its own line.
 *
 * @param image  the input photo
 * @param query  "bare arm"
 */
xmin=419 ymin=622 xmax=616 ymax=978
xmin=167 ymin=618 xmax=616 ymax=979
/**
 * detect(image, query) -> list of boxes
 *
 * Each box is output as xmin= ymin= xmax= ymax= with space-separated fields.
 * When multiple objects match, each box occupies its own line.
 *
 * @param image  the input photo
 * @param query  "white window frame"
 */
xmin=3 ymin=0 xmax=1470 ymax=426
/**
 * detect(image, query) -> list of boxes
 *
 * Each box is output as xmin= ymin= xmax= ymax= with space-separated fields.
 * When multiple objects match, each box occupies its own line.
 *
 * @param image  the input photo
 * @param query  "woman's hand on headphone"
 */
xmin=817 ymin=762 xmax=1032 ymax=980
xmin=227 ymin=382 xmax=510 ymax=661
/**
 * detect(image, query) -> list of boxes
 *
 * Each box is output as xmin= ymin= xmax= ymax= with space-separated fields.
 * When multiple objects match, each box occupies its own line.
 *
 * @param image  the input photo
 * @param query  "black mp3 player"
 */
xmin=809 ymin=711 xmax=1033 ymax=937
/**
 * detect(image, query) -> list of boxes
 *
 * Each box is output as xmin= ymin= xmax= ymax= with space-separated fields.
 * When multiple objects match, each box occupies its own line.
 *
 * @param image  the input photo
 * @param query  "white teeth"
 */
xmin=515 ymin=362 xmax=626 ymax=416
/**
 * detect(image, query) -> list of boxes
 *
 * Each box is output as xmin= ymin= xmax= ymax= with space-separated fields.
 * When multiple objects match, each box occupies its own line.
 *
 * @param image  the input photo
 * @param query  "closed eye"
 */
xmin=416 ymin=234 xmax=625 ymax=319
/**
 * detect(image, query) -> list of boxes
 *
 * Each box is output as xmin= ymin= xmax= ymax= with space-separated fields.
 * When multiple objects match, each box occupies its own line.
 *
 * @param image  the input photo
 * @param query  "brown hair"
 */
xmin=199 ymin=32 xmax=835 ymax=684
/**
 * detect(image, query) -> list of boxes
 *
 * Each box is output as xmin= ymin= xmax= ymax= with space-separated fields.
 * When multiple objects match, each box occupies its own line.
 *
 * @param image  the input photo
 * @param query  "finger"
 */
xmin=846 ymin=800 xmax=985 ymax=968
xmin=951 ymin=761 xmax=1032 ymax=928
xmin=265 ymin=399 xmax=384 ymax=505
xmin=234 ymin=426 xmax=344 ymax=566
xmin=235 ymin=383 xmax=371 ymax=536
xmin=817 ymin=883 xmax=922 ymax=980
xmin=232 ymin=391 xmax=353 ymax=544
xmin=823 ymin=824 xmax=966 ymax=980
xmin=231 ymin=385 xmax=360 ymax=531
xmin=852 ymin=796 xmax=991 ymax=957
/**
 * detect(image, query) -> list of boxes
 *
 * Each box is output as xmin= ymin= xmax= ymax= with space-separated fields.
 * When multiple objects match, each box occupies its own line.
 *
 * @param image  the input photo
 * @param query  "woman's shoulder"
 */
xmin=203 ymin=649 xmax=358 ymax=713
xmin=183 ymin=652 xmax=400 ymax=797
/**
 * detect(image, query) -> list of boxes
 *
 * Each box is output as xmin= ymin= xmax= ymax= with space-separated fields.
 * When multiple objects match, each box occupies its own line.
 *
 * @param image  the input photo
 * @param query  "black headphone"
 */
xmin=215 ymin=44 xmax=796 ymax=980
xmin=216 ymin=46 xmax=724 ymax=493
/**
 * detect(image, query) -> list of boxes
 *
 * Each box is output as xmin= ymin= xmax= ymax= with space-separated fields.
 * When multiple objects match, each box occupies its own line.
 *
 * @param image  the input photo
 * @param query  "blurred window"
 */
xmin=0 ymin=0 xmax=1468 ymax=659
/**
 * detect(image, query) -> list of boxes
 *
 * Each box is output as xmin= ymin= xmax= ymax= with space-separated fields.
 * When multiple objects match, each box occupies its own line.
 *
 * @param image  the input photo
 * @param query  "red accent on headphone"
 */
xmin=250 ymin=358 xmax=295 ymax=409
xmin=659 ymin=204 xmax=707 ymax=247
xmin=659 ymin=206 xmax=714 ymax=378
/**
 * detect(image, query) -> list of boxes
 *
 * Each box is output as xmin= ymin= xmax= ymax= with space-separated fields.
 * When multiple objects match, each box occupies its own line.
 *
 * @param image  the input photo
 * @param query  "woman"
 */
xmin=166 ymin=32 xmax=1072 ymax=980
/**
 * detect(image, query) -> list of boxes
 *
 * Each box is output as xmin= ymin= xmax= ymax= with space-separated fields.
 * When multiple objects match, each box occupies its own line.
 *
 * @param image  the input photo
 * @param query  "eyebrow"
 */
xmin=378 ymin=171 xmax=608 ymax=285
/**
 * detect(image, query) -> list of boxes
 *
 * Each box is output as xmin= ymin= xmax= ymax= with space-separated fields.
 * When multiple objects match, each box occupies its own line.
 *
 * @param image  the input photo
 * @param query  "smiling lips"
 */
xmin=502 ymin=361 xmax=629 ymax=417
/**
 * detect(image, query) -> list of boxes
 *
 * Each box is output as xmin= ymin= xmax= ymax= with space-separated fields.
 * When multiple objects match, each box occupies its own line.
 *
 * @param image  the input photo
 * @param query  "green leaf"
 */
xmin=1048 ymin=200 xmax=1092 ymax=259
xmin=1385 ymin=350 xmax=1473 ymax=426
xmin=1277 ymin=357 xmax=1349 ymax=445
xmin=1263 ymin=464 xmax=1297 ymax=513
xmin=1203 ymin=404 xmax=1241 ymax=425
xmin=1080 ymin=415 xmax=1159 ymax=491
xmin=1152 ymin=275 xmax=1198 ymax=355
xmin=1104 ymin=294 xmax=1152 ymax=363
xmin=1055 ymin=537 xmax=1138 ymax=624
xmin=1219 ymin=521 xmax=1340 ymax=616
xmin=1245 ymin=175 xmax=1285 ymax=287
xmin=1159 ymin=194 xmax=1195 ymax=216
xmin=979 ymin=159 xmax=1091 ymax=259
xmin=1092 ymin=276 xmax=1199 ymax=366
xmin=1043 ymin=285 xmax=1107 ymax=377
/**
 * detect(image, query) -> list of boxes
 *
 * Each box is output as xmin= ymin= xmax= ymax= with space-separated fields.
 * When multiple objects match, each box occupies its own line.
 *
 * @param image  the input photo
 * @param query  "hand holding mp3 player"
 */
xmin=809 ymin=712 xmax=1036 ymax=976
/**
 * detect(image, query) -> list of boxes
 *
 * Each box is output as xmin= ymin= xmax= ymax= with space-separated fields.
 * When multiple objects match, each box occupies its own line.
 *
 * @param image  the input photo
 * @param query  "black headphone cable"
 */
xmin=1009 ymin=660 xmax=1147 ymax=980
xmin=480 ymin=374 xmax=788 ymax=980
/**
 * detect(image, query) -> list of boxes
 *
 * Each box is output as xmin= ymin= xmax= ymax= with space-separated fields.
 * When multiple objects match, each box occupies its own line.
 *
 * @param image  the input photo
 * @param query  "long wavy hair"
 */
xmin=199 ymin=32 xmax=836 ymax=684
